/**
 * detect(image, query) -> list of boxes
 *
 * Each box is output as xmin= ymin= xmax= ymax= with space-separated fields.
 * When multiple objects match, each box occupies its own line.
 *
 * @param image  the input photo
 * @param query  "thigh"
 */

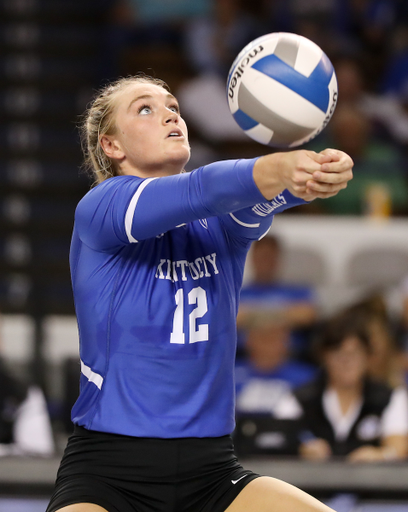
xmin=225 ymin=476 xmax=335 ymax=512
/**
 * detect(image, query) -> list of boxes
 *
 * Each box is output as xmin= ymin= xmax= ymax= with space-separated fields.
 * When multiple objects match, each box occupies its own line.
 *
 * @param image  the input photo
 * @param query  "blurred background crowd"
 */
xmin=2 ymin=0 xmax=408 ymax=487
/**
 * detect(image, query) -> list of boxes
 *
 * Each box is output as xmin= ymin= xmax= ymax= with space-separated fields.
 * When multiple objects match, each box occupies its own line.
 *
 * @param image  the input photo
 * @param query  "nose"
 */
xmin=164 ymin=109 xmax=179 ymax=124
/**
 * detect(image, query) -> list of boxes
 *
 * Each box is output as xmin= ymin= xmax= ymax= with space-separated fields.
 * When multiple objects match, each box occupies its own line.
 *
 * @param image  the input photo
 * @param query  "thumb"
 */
xmin=319 ymin=148 xmax=341 ymax=162
xmin=306 ymin=151 xmax=331 ymax=165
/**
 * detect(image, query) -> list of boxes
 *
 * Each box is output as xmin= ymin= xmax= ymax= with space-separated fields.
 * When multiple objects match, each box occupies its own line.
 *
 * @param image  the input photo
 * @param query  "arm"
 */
xmin=346 ymin=436 xmax=408 ymax=462
xmin=77 ymin=150 xmax=353 ymax=250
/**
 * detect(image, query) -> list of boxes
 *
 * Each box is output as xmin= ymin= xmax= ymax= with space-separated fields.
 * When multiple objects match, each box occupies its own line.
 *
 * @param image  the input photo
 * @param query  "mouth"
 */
xmin=167 ymin=129 xmax=184 ymax=139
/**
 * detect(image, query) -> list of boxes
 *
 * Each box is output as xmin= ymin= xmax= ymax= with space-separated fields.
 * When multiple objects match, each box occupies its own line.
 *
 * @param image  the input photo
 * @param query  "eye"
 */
xmin=168 ymin=104 xmax=180 ymax=114
xmin=138 ymin=104 xmax=152 ymax=115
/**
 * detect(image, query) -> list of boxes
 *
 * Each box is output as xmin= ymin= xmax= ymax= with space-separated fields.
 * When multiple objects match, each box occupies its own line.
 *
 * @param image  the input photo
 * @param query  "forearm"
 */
xmin=381 ymin=435 xmax=408 ymax=459
xmin=347 ymin=436 xmax=408 ymax=462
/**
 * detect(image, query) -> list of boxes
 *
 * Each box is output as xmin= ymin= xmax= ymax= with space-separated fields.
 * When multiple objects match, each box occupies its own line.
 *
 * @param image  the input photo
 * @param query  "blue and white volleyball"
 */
xmin=227 ymin=32 xmax=338 ymax=148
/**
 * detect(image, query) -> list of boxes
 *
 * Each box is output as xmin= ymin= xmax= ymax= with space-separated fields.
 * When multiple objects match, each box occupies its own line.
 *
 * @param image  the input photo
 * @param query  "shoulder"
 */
xmin=86 ymin=175 xmax=143 ymax=198
xmin=76 ymin=176 xmax=144 ymax=213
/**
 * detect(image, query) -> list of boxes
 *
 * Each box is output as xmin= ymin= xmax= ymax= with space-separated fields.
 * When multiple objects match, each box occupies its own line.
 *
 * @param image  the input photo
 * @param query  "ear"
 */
xmin=100 ymin=135 xmax=125 ymax=160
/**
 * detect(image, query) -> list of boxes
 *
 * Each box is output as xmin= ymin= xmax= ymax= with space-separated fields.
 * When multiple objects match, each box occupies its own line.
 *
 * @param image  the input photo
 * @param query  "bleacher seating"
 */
xmin=0 ymin=0 xmax=107 ymax=317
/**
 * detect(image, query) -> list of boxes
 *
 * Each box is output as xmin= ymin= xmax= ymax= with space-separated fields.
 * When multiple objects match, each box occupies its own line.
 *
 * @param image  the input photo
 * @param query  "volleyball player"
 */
xmin=46 ymin=75 xmax=353 ymax=512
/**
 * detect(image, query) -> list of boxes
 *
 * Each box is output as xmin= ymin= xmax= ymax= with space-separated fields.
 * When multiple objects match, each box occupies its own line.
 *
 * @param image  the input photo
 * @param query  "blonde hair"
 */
xmin=80 ymin=74 xmax=170 ymax=185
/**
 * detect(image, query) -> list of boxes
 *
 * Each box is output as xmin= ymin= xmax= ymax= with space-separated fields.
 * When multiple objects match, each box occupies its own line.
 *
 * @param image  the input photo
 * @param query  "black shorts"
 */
xmin=46 ymin=426 xmax=260 ymax=512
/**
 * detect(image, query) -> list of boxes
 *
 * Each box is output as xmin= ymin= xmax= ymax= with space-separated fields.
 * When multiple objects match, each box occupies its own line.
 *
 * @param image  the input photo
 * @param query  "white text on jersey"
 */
xmin=155 ymin=253 xmax=219 ymax=282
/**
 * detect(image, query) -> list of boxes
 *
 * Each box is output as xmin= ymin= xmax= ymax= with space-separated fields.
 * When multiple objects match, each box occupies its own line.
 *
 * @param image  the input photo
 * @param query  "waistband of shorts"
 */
xmin=73 ymin=424 xmax=232 ymax=444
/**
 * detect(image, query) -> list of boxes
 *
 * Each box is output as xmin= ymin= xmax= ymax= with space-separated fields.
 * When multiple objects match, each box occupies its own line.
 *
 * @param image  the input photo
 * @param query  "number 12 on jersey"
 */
xmin=170 ymin=286 xmax=209 ymax=344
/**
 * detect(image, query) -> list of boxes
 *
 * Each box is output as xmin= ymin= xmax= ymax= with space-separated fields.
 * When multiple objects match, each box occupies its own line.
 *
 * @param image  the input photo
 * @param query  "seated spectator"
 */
xmin=347 ymin=295 xmax=406 ymax=389
xmin=332 ymin=52 xmax=408 ymax=149
xmin=235 ymin=319 xmax=317 ymax=418
xmin=0 ymin=357 xmax=54 ymax=456
xmin=235 ymin=235 xmax=318 ymax=417
xmin=293 ymin=309 xmax=408 ymax=462
xmin=237 ymin=235 xmax=318 ymax=359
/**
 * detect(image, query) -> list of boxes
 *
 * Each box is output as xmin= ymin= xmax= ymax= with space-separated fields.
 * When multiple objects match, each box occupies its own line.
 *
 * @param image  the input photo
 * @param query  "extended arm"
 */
xmin=76 ymin=150 xmax=353 ymax=250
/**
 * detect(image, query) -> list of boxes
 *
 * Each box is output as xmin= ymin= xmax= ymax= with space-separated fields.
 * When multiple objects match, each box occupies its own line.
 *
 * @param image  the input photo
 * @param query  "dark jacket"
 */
xmin=294 ymin=375 xmax=393 ymax=456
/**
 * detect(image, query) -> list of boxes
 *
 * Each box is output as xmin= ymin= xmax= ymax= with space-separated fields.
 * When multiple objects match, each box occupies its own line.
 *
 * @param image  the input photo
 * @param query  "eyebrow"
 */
xmin=127 ymin=93 xmax=177 ymax=112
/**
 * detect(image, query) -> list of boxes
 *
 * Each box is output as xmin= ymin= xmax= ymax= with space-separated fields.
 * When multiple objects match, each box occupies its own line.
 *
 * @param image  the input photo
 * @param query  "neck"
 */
xmin=329 ymin=382 xmax=363 ymax=415
xmin=119 ymin=160 xmax=184 ymax=179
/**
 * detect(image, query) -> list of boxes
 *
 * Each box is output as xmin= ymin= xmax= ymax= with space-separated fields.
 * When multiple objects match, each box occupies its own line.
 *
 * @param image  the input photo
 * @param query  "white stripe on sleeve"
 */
xmin=125 ymin=177 xmax=157 ymax=243
xmin=81 ymin=360 xmax=104 ymax=390
xmin=229 ymin=213 xmax=260 ymax=228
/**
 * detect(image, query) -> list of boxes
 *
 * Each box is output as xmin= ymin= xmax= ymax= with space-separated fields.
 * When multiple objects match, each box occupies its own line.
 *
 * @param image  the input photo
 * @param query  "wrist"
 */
xmin=253 ymin=153 xmax=286 ymax=200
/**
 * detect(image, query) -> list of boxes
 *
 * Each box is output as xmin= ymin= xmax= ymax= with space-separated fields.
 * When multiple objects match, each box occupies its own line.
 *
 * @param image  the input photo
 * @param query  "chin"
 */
xmin=172 ymin=149 xmax=191 ymax=169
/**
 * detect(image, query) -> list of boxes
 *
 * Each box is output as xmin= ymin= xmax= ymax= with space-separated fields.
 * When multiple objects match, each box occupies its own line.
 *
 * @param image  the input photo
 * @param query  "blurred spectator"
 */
xmin=397 ymin=275 xmax=408 ymax=380
xmin=331 ymin=53 xmax=408 ymax=148
xmin=177 ymin=0 xmax=263 ymax=144
xmin=347 ymin=295 xmax=406 ymax=389
xmin=235 ymin=236 xmax=318 ymax=416
xmin=306 ymin=103 xmax=408 ymax=216
xmin=103 ymin=0 xmax=209 ymax=81
xmin=183 ymin=0 xmax=261 ymax=77
xmin=238 ymin=236 xmax=317 ymax=332
xmin=292 ymin=308 xmax=408 ymax=462
xmin=267 ymin=0 xmax=358 ymax=58
xmin=0 ymin=357 xmax=54 ymax=456
xmin=235 ymin=319 xmax=317 ymax=417
xmin=110 ymin=0 xmax=210 ymax=47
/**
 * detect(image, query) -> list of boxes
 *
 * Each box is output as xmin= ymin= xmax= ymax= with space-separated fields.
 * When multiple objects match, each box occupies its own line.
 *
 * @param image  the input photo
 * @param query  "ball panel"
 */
xmin=252 ymin=54 xmax=332 ymax=113
xmin=227 ymin=34 xmax=279 ymax=107
xmin=242 ymin=68 xmax=326 ymax=128
xmin=232 ymin=109 xmax=259 ymax=131
xmin=244 ymin=123 xmax=273 ymax=145
xmin=272 ymin=33 xmax=299 ymax=68
xmin=238 ymin=81 xmax=315 ymax=147
xmin=294 ymin=38 xmax=324 ymax=77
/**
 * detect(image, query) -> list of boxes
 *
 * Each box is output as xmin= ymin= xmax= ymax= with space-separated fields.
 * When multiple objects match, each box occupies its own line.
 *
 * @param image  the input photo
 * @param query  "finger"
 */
xmin=319 ymin=148 xmax=341 ymax=161
xmin=306 ymin=150 xmax=332 ymax=165
xmin=320 ymin=158 xmax=354 ymax=174
xmin=305 ymin=180 xmax=348 ymax=198
xmin=312 ymin=169 xmax=353 ymax=184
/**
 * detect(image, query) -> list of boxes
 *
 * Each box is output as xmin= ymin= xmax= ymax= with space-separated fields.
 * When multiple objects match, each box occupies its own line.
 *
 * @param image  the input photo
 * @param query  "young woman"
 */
xmin=46 ymin=74 xmax=353 ymax=512
xmin=295 ymin=309 xmax=408 ymax=462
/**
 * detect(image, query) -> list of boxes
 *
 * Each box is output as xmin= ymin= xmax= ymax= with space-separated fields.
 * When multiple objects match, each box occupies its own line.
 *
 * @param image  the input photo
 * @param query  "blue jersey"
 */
xmin=70 ymin=158 xmax=304 ymax=438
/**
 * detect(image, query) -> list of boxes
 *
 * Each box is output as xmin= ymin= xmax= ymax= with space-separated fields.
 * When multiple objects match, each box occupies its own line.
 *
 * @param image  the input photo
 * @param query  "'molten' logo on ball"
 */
xmin=228 ymin=46 xmax=264 ymax=100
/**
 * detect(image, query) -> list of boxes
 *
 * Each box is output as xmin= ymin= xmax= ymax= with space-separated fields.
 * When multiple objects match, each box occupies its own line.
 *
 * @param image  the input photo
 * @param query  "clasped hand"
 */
xmin=253 ymin=148 xmax=353 ymax=202
xmin=280 ymin=148 xmax=354 ymax=202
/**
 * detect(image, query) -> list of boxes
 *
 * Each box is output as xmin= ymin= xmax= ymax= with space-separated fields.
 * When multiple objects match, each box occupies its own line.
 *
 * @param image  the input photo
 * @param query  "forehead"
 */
xmin=332 ymin=335 xmax=366 ymax=353
xmin=115 ymin=82 xmax=174 ymax=110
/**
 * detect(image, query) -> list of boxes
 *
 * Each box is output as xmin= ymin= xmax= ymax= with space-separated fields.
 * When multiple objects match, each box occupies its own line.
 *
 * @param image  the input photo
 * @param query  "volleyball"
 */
xmin=227 ymin=32 xmax=338 ymax=148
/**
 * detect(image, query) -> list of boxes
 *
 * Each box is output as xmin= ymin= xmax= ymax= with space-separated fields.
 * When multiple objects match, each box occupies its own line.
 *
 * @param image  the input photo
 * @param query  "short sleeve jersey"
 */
xmin=70 ymin=158 xmax=304 ymax=438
